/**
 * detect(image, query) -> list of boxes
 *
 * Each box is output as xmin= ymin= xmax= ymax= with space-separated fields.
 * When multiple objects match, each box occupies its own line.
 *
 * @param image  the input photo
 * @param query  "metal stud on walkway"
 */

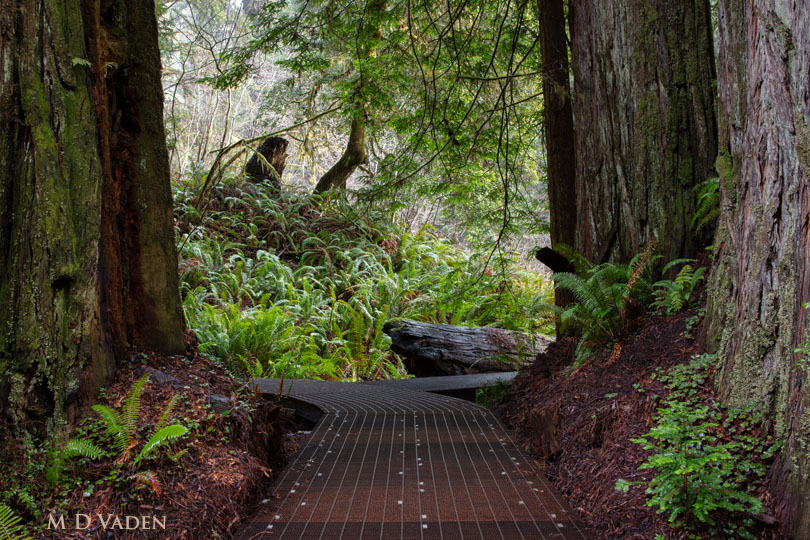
xmin=235 ymin=377 xmax=593 ymax=539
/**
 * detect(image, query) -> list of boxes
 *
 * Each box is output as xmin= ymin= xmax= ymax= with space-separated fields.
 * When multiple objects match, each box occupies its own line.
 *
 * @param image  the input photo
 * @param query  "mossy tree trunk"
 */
xmin=0 ymin=0 xmax=185 ymax=434
xmin=313 ymin=113 xmax=368 ymax=194
xmin=313 ymin=0 xmax=385 ymax=195
xmin=538 ymin=0 xmax=576 ymax=309
xmin=568 ymin=0 xmax=717 ymax=265
xmin=705 ymin=0 xmax=810 ymax=536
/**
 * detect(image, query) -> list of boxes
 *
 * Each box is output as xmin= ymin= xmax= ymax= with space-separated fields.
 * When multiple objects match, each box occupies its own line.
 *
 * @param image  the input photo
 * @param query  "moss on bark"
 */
xmin=569 ymin=0 xmax=717 ymax=266
xmin=706 ymin=0 xmax=810 ymax=536
xmin=0 ymin=0 xmax=184 ymax=435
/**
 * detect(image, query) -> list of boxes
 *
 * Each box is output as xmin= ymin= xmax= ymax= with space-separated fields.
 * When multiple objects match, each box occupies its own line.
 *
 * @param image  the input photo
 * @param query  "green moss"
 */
xmin=795 ymin=111 xmax=810 ymax=173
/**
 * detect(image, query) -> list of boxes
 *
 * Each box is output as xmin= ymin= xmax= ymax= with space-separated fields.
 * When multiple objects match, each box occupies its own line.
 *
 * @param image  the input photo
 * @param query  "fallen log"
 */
xmin=383 ymin=320 xmax=551 ymax=377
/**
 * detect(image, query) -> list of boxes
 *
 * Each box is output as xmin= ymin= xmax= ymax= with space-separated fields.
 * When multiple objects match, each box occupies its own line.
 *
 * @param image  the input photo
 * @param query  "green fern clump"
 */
xmin=651 ymin=259 xmax=706 ymax=314
xmin=0 ymin=503 xmax=29 ymax=540
xmin=93 ymin=373 xmax=149 ymax=458
xmin=551 ymin=249 xmax=657 ymax=365
xmin=46 ymin=439 xmax=104 ymax=488
xmin=178 ymin=179 xmax=554 ymax=381
xmin=92 ymin=374 xmax=187 ymax=465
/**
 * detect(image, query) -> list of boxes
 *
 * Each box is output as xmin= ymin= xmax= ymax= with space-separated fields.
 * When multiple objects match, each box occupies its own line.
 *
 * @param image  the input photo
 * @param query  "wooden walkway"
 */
xmin=235 ymin=376 xmax=593 ymax=540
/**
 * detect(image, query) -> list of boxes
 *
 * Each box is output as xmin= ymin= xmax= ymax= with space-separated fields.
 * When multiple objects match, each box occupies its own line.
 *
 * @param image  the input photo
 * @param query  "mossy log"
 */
xmin=383 ymin=320 xmax=550 ymax=377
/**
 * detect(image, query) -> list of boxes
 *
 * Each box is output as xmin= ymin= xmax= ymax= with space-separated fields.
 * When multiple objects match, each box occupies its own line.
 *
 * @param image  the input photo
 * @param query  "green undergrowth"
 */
xmin=174 ymin=176 xmax=554 ymax=380
xmin=548 ymin=244 xmax=707 ymax=370
xmin=616 ymin=353 xmax=779 ymax=539
xmin=475 ymin=380 xmax=512 ymax=407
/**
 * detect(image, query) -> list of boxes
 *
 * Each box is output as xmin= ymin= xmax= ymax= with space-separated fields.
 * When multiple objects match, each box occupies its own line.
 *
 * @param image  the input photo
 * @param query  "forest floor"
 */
xmin=1 ymin=333 xmax=297 ymax=539
xmin=496 ymin=310 xmax=785 ymax=540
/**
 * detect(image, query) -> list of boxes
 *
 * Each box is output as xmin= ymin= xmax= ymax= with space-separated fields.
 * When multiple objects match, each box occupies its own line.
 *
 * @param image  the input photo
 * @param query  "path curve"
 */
xmin=235 ymin=378 xmax=593 ymax=539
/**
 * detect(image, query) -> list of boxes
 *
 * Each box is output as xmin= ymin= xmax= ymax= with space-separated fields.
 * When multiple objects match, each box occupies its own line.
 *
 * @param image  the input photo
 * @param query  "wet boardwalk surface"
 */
xmin=235 ymin=377 xmax=593 ymax=540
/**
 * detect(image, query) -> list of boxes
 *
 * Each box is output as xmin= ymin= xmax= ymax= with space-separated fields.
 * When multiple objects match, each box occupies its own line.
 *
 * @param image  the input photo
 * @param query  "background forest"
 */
xmin=160 ymin=0 xmax=554 ymax=380
xmin=0 ymin=0 xmax=808 ymax=538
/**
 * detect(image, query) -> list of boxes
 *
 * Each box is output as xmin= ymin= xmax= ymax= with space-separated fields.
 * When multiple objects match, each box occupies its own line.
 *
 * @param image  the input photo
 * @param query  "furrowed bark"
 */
xmin=705 ymin=0 xmax=810 ymax=536
xmin=539 ymin=0 xmax=577 ymax=309
xmin=0 ymin=0 xmax=185 ymax=434
xmin=569 ymin=0 xmax=717 ymax=265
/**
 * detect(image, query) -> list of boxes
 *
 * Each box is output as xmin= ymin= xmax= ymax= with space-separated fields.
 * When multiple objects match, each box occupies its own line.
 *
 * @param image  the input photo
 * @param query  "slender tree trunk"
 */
xmin=0 ymin=0 xmax=185 ymax=434
xmin=569 ymin=0 xmax=717 ymax=265
xmin=705 ymin=0 xmax=810 ymax=535
xmin=313 ymin=113 xmax=368 ymax=193
xmin=538 ymin=0 xmax=576 ymax=309
xmin=313 ymin=0 xmax=385 ymax=195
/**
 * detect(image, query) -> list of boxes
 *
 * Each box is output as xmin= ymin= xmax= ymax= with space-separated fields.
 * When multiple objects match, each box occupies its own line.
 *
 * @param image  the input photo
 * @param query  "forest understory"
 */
xmin=2 ymin=188 xmax=784 ymax=538
xmin=499 ymin=311 xmax=784 ymax=540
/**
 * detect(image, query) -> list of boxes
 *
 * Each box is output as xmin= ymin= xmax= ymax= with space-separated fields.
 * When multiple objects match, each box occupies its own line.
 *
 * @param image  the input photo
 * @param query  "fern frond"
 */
xmin=61 ymin=439 xmax=104 ymax=460
xmin=123 ymin=374 xmax=150 ymax=440
xmin=134 ymin=425 xmax=188 ymax=465
xmin=47 ymin=439 xmax=104 ymax=487
xmin=661 ymin=258 xmax=697 ymax=276
xmin=692 ymin=177 xmax=720 ymax=232
xmin=155 ymin=394 xmax=180 ymax=431
xmin=0 ymin=503 xmax=29 ymax=540
xmin=652 ymin=263 xmax=705 ymax=314
xmin=92 ymin=404 xmax=127 ymax=454
xmin=690 ymin=267 xmax=706 ymax=290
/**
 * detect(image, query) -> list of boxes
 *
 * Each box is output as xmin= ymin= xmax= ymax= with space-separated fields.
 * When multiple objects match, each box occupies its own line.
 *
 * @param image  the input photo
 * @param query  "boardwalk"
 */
xmin=235 ymin=376 xmax=593 ymax=540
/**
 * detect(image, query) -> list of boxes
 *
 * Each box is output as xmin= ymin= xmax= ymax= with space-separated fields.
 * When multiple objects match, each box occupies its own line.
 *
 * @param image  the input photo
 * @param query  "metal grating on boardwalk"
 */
xmin=236 ymin=378 xmax=593 ymax=539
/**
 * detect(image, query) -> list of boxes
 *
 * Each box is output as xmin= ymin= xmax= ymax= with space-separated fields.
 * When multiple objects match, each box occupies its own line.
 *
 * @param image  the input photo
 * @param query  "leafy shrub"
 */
xmin=617 ymin=354 xmax=778 ymax=538
xmin=475 ymin=380 xmax=511 ymax=407
xmin=651 ymin=259 xmax=706 ymax=314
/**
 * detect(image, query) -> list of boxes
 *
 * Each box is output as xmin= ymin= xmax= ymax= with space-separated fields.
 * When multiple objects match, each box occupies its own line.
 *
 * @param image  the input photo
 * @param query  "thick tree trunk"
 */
xmin=313 ymin=113 xmax=368 ymax=194
xmin=539 ymin=0 xmax=577 ymax=309
xmin=705 ymin=0 xmax=810 ymax=536
xmin=383 ymin=320 xmax=550 ymax=377
xmin=569 ymin=0 xmax=717 ymax=265
xmin=0 ymin=0 xmax=185 ymax=434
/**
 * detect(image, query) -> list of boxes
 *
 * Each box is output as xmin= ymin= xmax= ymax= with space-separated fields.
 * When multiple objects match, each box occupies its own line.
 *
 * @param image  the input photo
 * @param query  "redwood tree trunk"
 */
xmin=569 ymin=0 xmax=717 ymax=265
xmin=705 ymin=0 xmax=810 ymax=536
xmin=0 ymin=0 xmax=185 ymax=434
xmin=539 ymin=0 xmax=576 ymax=309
